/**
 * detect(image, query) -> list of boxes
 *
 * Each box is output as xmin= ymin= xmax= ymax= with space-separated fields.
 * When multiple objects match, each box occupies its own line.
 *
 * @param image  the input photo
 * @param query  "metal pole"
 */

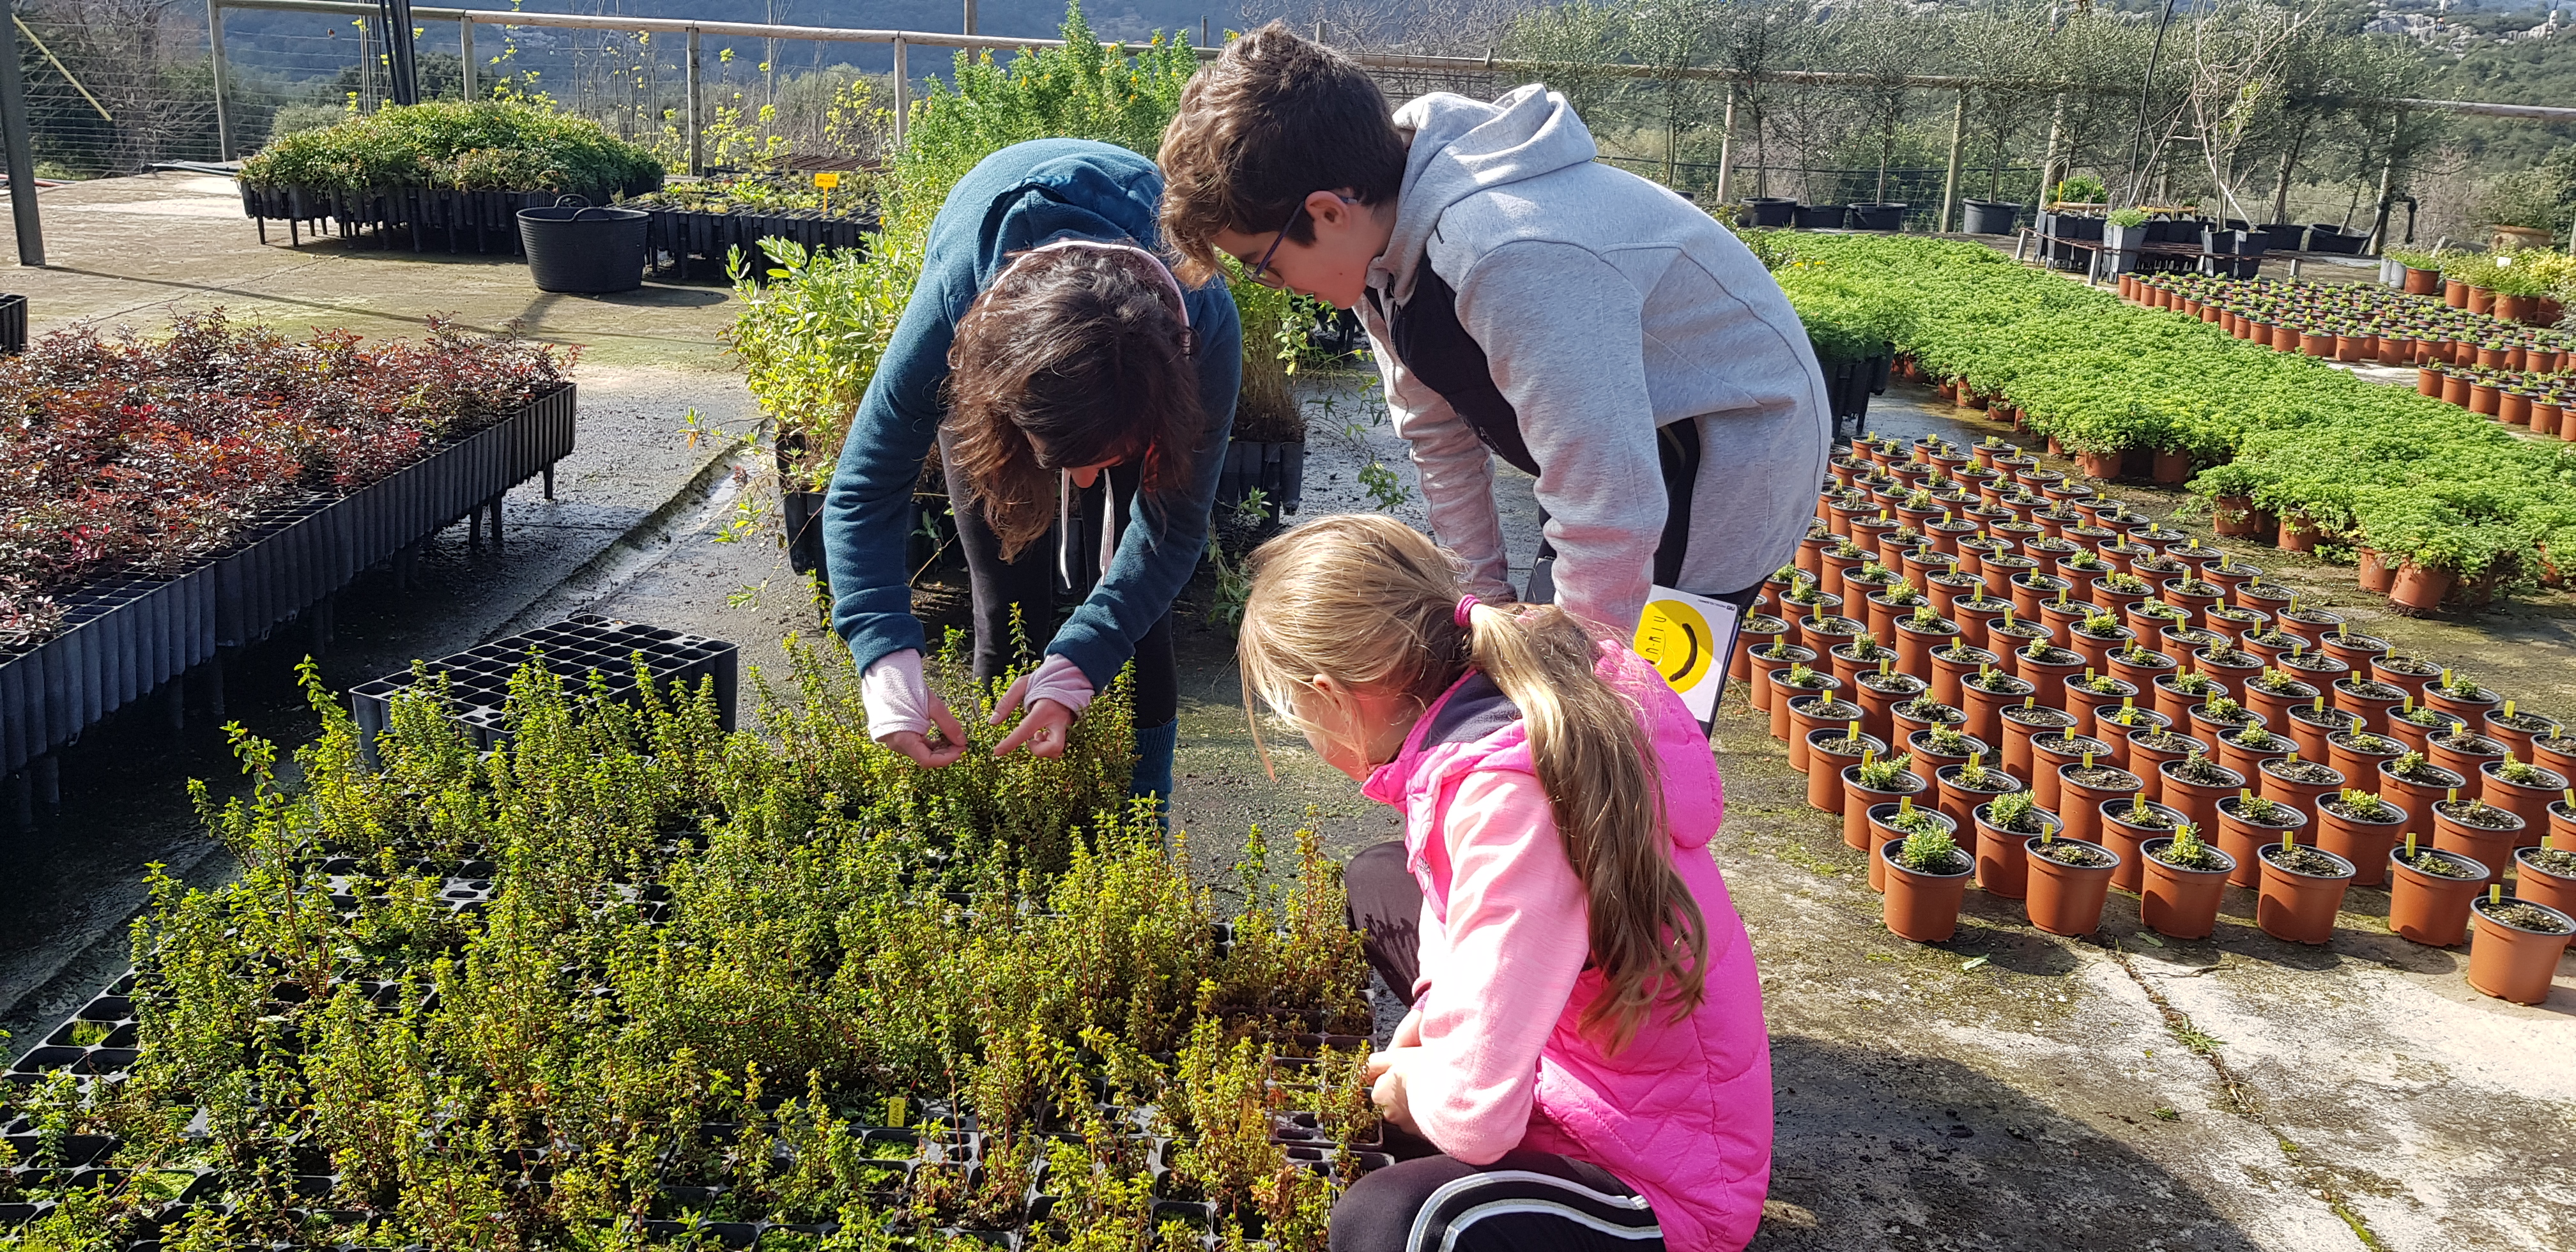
xmin=961 ymin=0 xmax=974 ymax=35
xmin=686 ymin=26 xmax=702 ymax=175
xmin=378 ymin=0 xmax=418 ymax=105
xmin=459 ymin=16 xmax=472 ymax=97
xmin=1940 ymin=88 xmax=1968 ymax=233
xmin=891 ymin=34 xmax=907 ymax=146
xmin=1713 ymin=88 xmax=1735 ymax=205
xmin=2118 ymin=0 xmax=2178 ymax=211
xmin=0 ymin=0 xmax=42 ymax=265
xmin=208 ymin=0 xmax=234 ymax=160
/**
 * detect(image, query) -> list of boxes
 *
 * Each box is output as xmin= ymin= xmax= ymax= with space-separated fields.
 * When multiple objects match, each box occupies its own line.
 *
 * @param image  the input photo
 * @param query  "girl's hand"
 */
xmin=989 ymin=660 xmax=1095 ymax=759
xmin=1365 ymin=1051 xmax=1420 ymax=1135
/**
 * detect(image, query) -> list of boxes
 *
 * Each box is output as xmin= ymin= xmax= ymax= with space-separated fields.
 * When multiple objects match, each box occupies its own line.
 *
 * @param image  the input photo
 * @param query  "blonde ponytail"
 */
xmin=1238 ymin=515 xmax=1709 ymax=1051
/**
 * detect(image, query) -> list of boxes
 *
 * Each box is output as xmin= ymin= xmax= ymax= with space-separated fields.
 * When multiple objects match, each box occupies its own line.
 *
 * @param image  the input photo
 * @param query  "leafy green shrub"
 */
xmin=238 ymin=100 xmax=663 ymax=194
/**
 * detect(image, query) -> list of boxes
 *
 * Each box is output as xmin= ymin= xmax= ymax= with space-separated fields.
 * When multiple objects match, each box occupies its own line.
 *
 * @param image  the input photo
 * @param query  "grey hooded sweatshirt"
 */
xmin=1356 ymin=85 xmax=1832 ymax=634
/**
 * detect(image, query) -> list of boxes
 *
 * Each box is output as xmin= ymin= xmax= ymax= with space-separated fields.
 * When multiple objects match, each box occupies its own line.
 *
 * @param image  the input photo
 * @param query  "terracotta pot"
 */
xmin=1851 ymin=671 xmax=1928 ymax=747
xmin=1959 ymin=673 xmax=2035 ymax=748
xmin=1972 ymin=803 xmax=2058 ymax=899
xmin=2091 ymin=705 xmax=2171 ymax=769
xmin=2386 ymin=708 xmax=2463 ymax=760
xmin=1793 ymin=613 xmax=1865 ymax=662
xmin=2138 ymin=836 xmax=2235 ymax=939
xmin=2465 ymin=896 xmax=2575 ymax=1005
xmin=1806 ymin=729 xmax=1886 ymax=814
xmin=2378 ymin=758 xmax=2466 ymax=830
xmin=2325 ymin=731 xmax=2407 ymax=796
xmin=2009 ymin=645 xmax=2087 ymax=712
xmin=2124 ymin=728 xmax=2206 ymax=805
xmin=2388 ymin=563 xmax=2452 ymax=613
xmin=1926 ymin=643 xmax=1998 ymax=710
xmin=2388 ymin=846 xmax=2489 ymax=944
xmin=2214 ymin=727 xmax=2290 ymax=783
xmin=2317 ymin=630 xmax=2389 ymax=673
xmin=2023 ymin=837 xmax=2120 ymax=936
xmin=2480 ymin=760 xmax=2566 ymax=840
xmin=2062 ymin=679 xmax=2137 ymax=745
xmin=2427 ymin=732 xmax=2508 ymax=804
xmin=2240 ymin=678 xmax=2316 ymax=735
xmin=2255 ymin=843 xmax=2354 ymax=945
xmin=1903 ymin=728 xmax=1983 ymax=797
xmin=1843 ymin=768 xmax=1931 ymax=851
xmin=2481 ymin=708 xmax=2561 ymax=766
xmin=1892 ymin=617 xmax=1959 ymax=682
xmin=2403 ymin=266 xmax=2441 ymax=296
xmin=1866 ymin=802 xmax=1956 ymax=894
xmin=2330 ymin=678 xmax=2407 ymax=735
xmin=2214 ymin=793 xmax=2306 ymax=889
xmin=2029 ymin=734 xmax=2112 ymax=814
xmin=2441 ymin=372 xmax=2473 ymax=407
xmin=2315 ymin=798 xmax=2407 ymax=887
xmin=2283 ymin=705 xmax=2356 ymax=764
xmin=2432 ymin=802 xmax=2523 ymax=889
xmin=2256 ymin=756 xmax=2345 ymax=818
xmin=1747 ymin=645 xmax=1816 ymax=716
xmin=1787 ymin=696 xmax=1865 ymax=774
xmin=2106 ymin=646 xmax=2177 ymax=699
xmin=1766 ymin=668 xmax=1841 ymax=742
xmin=2513 ymin=847 xmax=2576 ymax=918
xmin=1935 ymin=763 xmax=2024 ymax=837
xmin=1882 ymin=838 xmax=1976 ymax=942
xmin=1999 ymin=704 xmax=2079 ymax=788
xmin=1728 ymin=616 xmax=1791 ymax=687
xmin=2537 ymin=401 xmax=2565 ymax=437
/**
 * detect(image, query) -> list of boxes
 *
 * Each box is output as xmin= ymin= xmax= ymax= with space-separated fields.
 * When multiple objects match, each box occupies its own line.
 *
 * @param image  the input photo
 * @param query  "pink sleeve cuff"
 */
xmin=1027 ymin=653 xmax=1096 ymax=718
xmin=861 ymin=649 xmax=930 ymax=742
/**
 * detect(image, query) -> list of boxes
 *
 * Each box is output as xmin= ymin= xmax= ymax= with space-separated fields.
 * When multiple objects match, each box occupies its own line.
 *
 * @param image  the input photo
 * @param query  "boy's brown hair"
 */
xmin=1156 ymin=22 xmax=1409 ymax=285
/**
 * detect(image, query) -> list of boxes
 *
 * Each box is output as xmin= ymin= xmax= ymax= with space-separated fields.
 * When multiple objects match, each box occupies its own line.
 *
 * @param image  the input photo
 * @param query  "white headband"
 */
xmin=1014 ymin=238 xmax=1192 ymax=327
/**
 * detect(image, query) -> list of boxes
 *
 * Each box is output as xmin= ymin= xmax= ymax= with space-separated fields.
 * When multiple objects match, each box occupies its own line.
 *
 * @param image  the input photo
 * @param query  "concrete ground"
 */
xmin=5 ymin=176 xmax=2573 ymax=1251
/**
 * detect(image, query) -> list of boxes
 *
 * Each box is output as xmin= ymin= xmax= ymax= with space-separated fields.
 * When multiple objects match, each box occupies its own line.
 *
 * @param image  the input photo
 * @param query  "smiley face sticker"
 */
xmin=1637 ymin=598 xmax=1715 ymax=693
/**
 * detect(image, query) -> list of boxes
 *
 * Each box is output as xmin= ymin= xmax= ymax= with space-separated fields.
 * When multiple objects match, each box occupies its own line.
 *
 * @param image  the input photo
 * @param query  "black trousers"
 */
xmin=935 ymin=428 xmax=1178 ymax=729
xmin=1333 ymin=843 xmax=1666 ymax=1252
xmin=1525 ymin=418 xmax=1702 ymax=604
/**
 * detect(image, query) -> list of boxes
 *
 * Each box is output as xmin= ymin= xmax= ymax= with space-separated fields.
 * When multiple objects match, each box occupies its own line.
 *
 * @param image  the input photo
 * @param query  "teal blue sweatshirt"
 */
xmin=824 ymin=139 xmax=1242 ymax=688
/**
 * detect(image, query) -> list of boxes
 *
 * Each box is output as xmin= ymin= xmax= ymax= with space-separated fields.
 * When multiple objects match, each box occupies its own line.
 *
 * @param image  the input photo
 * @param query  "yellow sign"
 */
xmin=813 ymin=171 xmax=842 ymax=188
xmin=1637 ymin=598 xmax=1715 ymax=692
xmin=1633 ymin=585 xmax=1739 ymax=730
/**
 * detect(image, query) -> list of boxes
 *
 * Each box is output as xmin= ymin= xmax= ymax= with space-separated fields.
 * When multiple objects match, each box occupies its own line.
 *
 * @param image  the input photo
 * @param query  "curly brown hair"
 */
xmin=944 ymin=244 xmax=1201 ymax=560
xmin=1156 ymin=22 xmax=1408 ymax=286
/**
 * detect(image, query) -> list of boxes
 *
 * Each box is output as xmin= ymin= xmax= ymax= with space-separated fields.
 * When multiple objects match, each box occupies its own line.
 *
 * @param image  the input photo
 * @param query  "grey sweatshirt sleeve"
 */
xmin=1453 ymin=239 xmax=1664 ymax=634
xmin=1363 ymin=314 xmax=1515 ymax=601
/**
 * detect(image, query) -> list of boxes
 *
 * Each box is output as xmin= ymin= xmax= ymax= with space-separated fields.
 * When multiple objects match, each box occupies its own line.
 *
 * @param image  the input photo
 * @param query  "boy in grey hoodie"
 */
xmin=1159 ymin=24 xmax=1831 ymax=637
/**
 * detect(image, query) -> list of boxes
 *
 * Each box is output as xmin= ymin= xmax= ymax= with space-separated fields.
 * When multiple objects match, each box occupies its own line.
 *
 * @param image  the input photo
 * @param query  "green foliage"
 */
xmin=13 ymin=638 xmax=1373 ymax=1249
xmin=1897 ymin=825 xmax=1963 ymax=873
xmin=1756 ymin=233 xmax=2576 ymax=581
xmin=238 ymin=100 xmax=663 ymax=194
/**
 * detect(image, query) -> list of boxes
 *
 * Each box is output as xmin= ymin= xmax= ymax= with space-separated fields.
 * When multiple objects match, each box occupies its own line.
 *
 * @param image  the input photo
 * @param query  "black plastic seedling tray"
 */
xmin=348 ymin=613 xmax=738 ymax=763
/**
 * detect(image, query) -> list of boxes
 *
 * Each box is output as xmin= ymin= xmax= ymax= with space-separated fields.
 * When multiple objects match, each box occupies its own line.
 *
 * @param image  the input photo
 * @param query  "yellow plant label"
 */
xmin=814 ymin=171 xmax=842 ymax=188
xmin=887 ymin=1096 xmax=907 ymax=1126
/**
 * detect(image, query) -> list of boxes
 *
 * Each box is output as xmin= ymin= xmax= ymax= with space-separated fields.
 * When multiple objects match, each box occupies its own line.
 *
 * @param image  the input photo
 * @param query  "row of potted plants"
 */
xmin=1760 ymin=234 xmax=2576 ymax=607
xmin=1733 ymin=448 xmax=2576 ymax=998
xmin=0 ymin=641 xmax=1381 ymax=1250
xmin=2411 ymin=363 xmax=2576 ymax=434
xmin=0 ymin=313 xmax=569 ymax=650
xmin=2408 ymin=248 xmax=2576 ymax=325
xmin=2120 ymin=271 xmax=2571 ymax=369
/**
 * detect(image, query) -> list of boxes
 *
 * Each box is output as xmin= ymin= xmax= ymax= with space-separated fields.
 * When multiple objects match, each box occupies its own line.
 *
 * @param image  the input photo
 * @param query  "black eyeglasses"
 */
xmin=1245 ymin=199 xmax=1310 ymax=289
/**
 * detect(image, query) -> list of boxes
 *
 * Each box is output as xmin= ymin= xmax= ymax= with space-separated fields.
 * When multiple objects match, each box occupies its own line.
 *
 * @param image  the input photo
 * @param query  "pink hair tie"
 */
xmin=1453 ymin=595 xmax=1480 ymax=627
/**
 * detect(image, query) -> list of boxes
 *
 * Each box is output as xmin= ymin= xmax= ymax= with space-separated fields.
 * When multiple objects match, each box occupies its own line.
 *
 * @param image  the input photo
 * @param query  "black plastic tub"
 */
xmin=0 ymin=293 xmax=24 ymax=355
xmin=1847 ymin=203 xmax=1907 ymax=232
xmin=1961 ymin=200 xmax=2020 ymax=235
xmin=1793 ymin=204 xmax=1845 ymax=229
xmin=349 ymin=613 xmax=739 ymax=765
xmin=518 ymin=198 xmax=649 ymax=294
xmin=1740 ymin=197 xmax=1796 ymax=229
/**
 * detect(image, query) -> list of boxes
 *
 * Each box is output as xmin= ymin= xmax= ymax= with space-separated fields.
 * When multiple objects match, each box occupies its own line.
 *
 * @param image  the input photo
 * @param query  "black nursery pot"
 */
xmin=518 ymin=197 xmax=650 ymax=294
xmin=1962 ymin=200 xmax=2020 ymax=236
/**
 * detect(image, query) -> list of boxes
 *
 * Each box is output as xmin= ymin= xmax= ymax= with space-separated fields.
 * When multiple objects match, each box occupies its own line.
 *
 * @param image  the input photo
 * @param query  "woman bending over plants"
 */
xmin=827 ymin=139 xmax=1243 ymax=809
xmin=1234 ymin=514 xmax=1771 ymax=1252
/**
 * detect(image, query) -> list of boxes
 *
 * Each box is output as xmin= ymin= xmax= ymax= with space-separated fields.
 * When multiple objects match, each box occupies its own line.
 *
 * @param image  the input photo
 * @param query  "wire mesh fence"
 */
xmin=1596 ymin=156 xmax=2043 ymax=230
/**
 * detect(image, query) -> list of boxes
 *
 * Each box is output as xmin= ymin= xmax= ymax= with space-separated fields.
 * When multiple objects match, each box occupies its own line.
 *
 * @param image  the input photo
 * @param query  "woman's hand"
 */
xmin=881 ymin=698 xmax=969 ymax=768
xmin=1364 ymin=1050 xmax=1421 ymax=1135
xmin=990 ymin=680 xmax=1079 ymax=759
xmin=988 ymin=659 xmax=1097 ymax=759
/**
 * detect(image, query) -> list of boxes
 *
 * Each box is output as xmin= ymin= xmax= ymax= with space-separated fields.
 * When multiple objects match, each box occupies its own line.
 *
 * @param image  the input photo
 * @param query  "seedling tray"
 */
xmin=348 ymin=613 xmax=739 ymax=763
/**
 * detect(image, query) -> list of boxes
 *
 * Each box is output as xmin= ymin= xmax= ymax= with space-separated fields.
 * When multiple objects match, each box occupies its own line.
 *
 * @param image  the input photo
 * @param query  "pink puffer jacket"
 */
xmin=1360 ymin=641 xmax=1773 ymax=1252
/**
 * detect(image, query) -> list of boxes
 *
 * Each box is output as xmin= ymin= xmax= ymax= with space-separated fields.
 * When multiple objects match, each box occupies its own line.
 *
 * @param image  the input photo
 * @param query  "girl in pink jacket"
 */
xmin=1238 ymin=514 xmax=1774 ymax=1252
